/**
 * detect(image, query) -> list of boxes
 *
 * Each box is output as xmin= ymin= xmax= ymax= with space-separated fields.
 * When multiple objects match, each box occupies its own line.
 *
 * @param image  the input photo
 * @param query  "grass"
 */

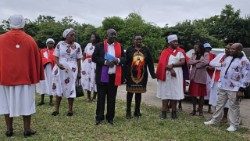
xmin=0 ymin=95 xmax=249 ymax=141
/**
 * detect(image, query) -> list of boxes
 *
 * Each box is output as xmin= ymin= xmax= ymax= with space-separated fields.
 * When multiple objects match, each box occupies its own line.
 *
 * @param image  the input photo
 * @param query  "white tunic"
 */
xmin=36 ymin=63 xmax=53 ymax=95
xmin=0 ymin=85 xmax=36 ymax=117
xmin=81 ymin=43 xmax=97 ymax=92
xmin=157 ymin=52 xmax=185 ymax=100
xmin=51 ymin=41 xmax=83 ymax=98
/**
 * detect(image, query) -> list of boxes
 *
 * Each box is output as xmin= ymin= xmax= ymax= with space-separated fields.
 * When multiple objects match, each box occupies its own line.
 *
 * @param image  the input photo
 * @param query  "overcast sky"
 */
xmin=1 ymin=0 xmax=249 ymax=27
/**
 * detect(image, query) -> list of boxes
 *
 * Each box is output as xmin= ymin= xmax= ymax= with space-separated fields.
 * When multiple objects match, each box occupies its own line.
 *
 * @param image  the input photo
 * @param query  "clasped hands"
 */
xmin=105 ymin=58 xmax=119 ymax=68
xmin=166 ymin=64 xmax=176 ymax=77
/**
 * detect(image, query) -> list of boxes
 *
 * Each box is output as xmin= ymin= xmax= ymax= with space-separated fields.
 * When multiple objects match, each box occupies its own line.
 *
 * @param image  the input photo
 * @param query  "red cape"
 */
xmin=156 ymin=47 xmax=188 ymax=81
xmin=40 ymin=48 xmax=55 ymax=67
xmin=0 ymin=29 xmax=44 ymax=86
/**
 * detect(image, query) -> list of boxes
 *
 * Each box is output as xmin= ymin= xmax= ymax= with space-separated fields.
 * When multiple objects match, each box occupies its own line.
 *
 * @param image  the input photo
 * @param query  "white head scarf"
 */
xmin=203 ymin=43 xmax=212 ymax=48
xmin=8 ymin=15 xmax=26 ymax=29
xmin=63 ymin=28 xmax=74 ymax=38
xmin=46 ymin=38 xmax=55 ymax=44
xmin=167 ymin=34 xmax=178 ymax=43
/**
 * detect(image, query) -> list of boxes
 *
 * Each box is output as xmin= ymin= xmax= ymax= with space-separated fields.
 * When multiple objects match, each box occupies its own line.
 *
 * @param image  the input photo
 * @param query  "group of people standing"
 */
xmin=0 ymin=14 xmax=249 ymax=138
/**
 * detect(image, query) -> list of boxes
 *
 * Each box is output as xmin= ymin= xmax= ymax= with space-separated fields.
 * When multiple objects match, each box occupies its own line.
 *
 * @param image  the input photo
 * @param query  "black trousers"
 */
xmin=96 ymin=74 xmax=118 ymax=121
xmin=127 ymin=92 xmax=141 ymax=114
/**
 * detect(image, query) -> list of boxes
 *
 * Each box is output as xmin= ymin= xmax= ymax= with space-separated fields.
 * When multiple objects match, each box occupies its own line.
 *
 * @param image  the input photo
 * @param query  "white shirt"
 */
xmin=218 ymin=55 xmax=250 ymax=91
xmin=107 ymin=43 xmax=116 ymax=74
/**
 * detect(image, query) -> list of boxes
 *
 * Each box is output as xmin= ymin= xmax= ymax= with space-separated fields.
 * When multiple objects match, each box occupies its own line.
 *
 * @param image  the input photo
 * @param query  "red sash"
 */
xmin=40 ymin=48 xmax=55 ymax=67
xmin=104 ymin=40 xmax=122 ymax=86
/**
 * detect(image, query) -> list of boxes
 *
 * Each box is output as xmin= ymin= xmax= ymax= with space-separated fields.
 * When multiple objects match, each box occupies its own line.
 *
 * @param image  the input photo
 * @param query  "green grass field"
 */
xmin=0 ymin=96 xmax=249 ymax=141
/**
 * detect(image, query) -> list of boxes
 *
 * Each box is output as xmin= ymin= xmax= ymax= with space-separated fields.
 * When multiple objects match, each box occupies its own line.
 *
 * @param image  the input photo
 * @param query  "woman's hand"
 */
xmin=170 ymin=69 xmax=177 ymax=77
xmin=57 ymin=64 xmax=65 ymax=70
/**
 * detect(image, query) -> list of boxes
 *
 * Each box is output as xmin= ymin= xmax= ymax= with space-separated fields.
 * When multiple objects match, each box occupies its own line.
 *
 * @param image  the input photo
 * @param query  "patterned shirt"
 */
xmin=218 ymin=55 xmax=250 ymax=91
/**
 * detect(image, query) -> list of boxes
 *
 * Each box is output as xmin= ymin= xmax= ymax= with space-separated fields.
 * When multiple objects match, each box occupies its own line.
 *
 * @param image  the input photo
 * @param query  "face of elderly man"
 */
xmin=107 ymin=29 xmax=117 ymax=44
xmin=230 ymin=43 xmax=243 ymax=57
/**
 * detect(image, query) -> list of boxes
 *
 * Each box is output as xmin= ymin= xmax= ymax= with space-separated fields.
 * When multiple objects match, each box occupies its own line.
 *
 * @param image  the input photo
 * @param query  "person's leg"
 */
xmin=134 ymin=93 xmax=142 ymax=117
xmin=67 ymin=98 xmax=74 ymax=116
xmin=52 ymin=96 xmax=61 ymax=116
xmin=205 ymin=89 xmax=228 ymax=124
xmin=49 ymin=95 xmax=53 ymax=106
xmin=37 ymin=94 xmax=45 ymax=106
xmin=106 ymin=85 xmax=118 ymax=123
xmin=95 ymin=85 xmax=106 ymax=124
xmin=87 ymin=90 xmax=92 ymax=102
xmin=178 ymin=100 xmax=182 ymax=111
xmin=4 ymin=114 xmax=13 ymax=137
xmin=227 ymin=91 xmax=240 ymax=129
xmin=92 ymin=92 xmax=97 ymax=101
xmin=208 ymin=104 xmax=212 ymax=114
xmin=221 ymin=107 xmax=229 ymax=123
xmin=160 ymin=100 xmax=168 ymax=119
xmin=171 ymin=100 xmax=178 ymax=119
xmin=23 ymin=115 xmax=36 ymax=137
xmin=126 ymin=92 xmax=133 ymax=119
xmin=190 ymin=97 xmax=197 ymax=115
xmin=198 ymin=96 xmax=204 ymax=116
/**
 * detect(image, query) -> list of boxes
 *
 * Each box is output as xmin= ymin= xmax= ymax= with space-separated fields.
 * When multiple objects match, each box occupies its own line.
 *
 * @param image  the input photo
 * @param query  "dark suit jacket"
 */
xmin=92 ymin=42 xmax=126 ymax=85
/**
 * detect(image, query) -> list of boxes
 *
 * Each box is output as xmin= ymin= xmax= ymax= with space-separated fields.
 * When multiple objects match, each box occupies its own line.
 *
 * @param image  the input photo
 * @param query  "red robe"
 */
xmin=40 ymin=48 xmax=55 ymax=67
xmin=0 ymin=29 xmax=44 ymax=86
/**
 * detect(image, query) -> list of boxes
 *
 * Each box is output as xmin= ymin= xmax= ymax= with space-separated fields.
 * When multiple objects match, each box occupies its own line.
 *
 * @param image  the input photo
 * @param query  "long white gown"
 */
xmin=51 ymin=41 xmax=83 ymax=98
xmin=157 ymin=52 xmax=185 ymax=100
xmin=81 ymin=43 xmax=97 ymax=92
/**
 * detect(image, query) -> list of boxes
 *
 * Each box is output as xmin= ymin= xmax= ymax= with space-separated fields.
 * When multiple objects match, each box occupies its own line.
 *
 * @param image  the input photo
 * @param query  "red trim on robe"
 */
xmin=156 ymin=47 xmax=187 ymax=81
xmin=0 ymin=29 xmax=44 ymax=86
xmin=104 ymin=40 xmax=122 ymax=86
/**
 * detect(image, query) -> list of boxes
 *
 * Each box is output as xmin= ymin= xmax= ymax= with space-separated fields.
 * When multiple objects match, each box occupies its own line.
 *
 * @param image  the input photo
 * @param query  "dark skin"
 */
xmin=166 ymin=40 xmax=185 ymax=77
xmin=105 ymin=29 xmax=119 ymax=67
xmin=53 ymin=30 xmax=81 ymax=115
xmin=230 ymin=43 xmax=244 ymax=98
xmin=38 ymin=41 xmax=55 ymax=106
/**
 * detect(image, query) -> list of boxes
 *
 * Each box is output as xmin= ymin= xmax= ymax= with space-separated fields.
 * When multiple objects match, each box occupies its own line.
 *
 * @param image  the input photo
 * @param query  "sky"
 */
xmin=0 ymin=0 xmax=249 ymax=27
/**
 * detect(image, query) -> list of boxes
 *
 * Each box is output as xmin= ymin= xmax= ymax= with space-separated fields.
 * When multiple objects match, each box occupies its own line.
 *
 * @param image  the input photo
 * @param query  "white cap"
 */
xmin=167 ymin=34 xmax=178 ymax=43
xmin=46 ymin=38 xmax=55 ymax=44
xmin=203 ymin=43 xmax=212 ymax=48
xmin=8 ymin=15 xmax=25 ymax=29
xmin=63 ymin=28 xmax=74 ymax=38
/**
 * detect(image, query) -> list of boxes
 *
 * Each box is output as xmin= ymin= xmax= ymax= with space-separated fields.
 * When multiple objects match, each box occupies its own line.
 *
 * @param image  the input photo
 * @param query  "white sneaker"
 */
xmin=204 ymin=120 xmax=216 ymax=125
xmin=226 ymin=125 xmax=237 ymax=132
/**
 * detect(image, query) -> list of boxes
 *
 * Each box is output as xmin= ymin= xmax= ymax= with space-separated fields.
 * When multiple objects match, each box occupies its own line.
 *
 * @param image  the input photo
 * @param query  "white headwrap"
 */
xmin=63 ymin=28 xmax=74 ymax=38
xmin=167 ymin=34 xmax=178 ymax=43
xmin=8 ymin=15 xmax=26 ymax=29
xmin=46 ymin=38 xmax=55 ymax=44
xmin=203 ymin=43 xmax=212 ymax=48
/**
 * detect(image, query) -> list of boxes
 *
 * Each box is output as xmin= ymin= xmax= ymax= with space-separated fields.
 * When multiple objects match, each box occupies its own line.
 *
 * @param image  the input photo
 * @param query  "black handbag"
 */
xmin=75 ymin=79 xmax=84 ymax=97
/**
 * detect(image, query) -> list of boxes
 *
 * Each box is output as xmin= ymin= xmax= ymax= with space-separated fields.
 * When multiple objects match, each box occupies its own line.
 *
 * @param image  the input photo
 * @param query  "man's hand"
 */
xmin=105 ymin=61 xmax=115 ymax=68
xmin=236 ymin=91 xmax=244 ymax=101
xmin=166 ymin=64 xmax=173 ymax=70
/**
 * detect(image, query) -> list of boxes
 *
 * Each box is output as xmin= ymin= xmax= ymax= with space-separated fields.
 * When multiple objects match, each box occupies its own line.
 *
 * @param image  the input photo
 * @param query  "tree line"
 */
xmin=0 ymin=5 xmax=249 ymax=61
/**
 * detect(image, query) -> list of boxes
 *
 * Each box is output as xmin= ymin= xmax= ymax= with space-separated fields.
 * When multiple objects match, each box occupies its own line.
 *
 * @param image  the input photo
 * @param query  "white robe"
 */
xmin=157 ymin=52 xmax=185 ymax=100
xmin=0 ymin=85 xmax=36 ymax=117
xmin=51 ymin=41 xmax=83 ymax=98
xmin=36 ymin=63 xmax=53 ymax=95
xmin=81 ymin=43 xmax=97 ymax=92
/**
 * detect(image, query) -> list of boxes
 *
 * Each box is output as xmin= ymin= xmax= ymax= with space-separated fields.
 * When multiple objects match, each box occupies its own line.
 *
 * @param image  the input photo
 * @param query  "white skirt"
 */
xmin=0 ymin=85 xmax=36 ymax=117
xmin=157 ymin=68 xmax=184 ymax=100
xmin=36 ymin=64 xmax=53 ymax=95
